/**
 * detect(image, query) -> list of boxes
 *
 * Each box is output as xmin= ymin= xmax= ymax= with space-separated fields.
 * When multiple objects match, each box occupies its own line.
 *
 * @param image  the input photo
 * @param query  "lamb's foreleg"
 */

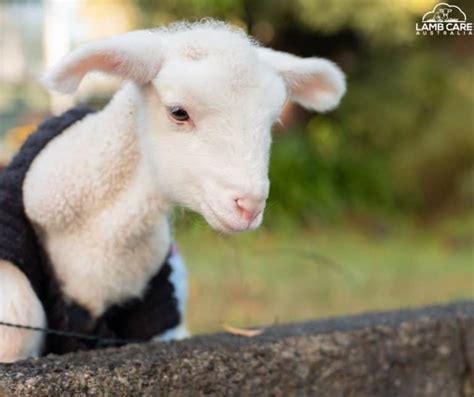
xmin=0 ymin=260 xmax=46 ymax=362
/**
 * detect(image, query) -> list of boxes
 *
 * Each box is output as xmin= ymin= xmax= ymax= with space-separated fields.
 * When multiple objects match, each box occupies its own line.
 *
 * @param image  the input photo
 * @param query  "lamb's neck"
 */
xmin=73 ymin=83 xmax=169 ymax=228
xmin=24 ymin=83 xmax=173 ymax=317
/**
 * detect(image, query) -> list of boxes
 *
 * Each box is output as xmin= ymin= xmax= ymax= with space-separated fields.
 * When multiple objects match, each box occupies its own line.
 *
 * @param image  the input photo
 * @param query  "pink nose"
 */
xmin=235 ymin=196 xmax=266 ymax=222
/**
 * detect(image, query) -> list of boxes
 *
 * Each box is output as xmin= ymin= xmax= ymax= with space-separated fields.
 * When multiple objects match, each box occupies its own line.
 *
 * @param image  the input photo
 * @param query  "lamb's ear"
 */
xmin=257 ymin=47 xmax=346 ymax=112
xmin=43 ymin=30 xmax=164 ymax=94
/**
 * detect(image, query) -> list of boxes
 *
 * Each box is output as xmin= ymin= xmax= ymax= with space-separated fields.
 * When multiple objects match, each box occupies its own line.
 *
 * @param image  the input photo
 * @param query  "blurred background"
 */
xmin=0 ymin=0 xmax=472 ymax=333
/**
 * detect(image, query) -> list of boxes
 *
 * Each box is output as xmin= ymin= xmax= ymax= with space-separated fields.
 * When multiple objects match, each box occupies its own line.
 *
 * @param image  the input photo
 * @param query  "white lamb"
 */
xmin=0 ymin=20 xmax=345 ymax=362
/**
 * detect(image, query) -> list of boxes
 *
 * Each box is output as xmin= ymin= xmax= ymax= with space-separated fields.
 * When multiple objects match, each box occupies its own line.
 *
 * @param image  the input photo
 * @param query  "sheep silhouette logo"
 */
xmin=416 ymin=3 xmax=473 ymax=35
xmin=422 ymin=3 xmax=466 ymax=22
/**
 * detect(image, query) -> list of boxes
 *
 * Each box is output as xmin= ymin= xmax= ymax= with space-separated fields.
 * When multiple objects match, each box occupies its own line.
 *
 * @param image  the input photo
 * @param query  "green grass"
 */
xmin=175 ymin=213 xmax=474 ymax=334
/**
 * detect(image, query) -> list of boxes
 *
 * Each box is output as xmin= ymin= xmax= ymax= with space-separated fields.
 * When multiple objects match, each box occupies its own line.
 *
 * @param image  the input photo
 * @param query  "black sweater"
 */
xmin=0 ymin=108 xmax=180 ymax=355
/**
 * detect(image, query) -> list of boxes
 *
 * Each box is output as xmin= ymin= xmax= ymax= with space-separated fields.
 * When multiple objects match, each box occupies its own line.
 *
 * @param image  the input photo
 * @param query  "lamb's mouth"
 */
xmin=201 ymin=202 xmax=247 ymax=233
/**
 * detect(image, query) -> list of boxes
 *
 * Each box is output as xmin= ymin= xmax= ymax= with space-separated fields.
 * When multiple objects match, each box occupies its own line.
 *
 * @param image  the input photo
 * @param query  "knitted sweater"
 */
xmin=0 ymin=107 xmax=180 ymax=355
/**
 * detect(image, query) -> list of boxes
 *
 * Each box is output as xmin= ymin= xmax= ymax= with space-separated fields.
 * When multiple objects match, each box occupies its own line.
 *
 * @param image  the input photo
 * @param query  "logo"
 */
xmin=416 ymin=3 xmax=473 ymax=35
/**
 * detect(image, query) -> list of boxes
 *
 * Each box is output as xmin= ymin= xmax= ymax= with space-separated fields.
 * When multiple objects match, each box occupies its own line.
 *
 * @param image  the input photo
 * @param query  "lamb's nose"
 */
xmin=235 ymin=196 xmax=266 ymax=222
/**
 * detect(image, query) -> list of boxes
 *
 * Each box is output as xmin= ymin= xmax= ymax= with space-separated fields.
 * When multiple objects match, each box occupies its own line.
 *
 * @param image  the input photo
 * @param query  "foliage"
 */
xmin=268 ymin=45 xmax=473 ymax=221
xmin=134 ymin=0 xmax=441 ymax=45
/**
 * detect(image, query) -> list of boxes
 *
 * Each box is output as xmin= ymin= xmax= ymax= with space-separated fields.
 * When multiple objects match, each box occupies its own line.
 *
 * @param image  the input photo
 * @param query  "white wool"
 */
xmin=0 ymin=260 xmax=46 ymax=362
xmin=1 ymin=19 xmax=346 ymax=361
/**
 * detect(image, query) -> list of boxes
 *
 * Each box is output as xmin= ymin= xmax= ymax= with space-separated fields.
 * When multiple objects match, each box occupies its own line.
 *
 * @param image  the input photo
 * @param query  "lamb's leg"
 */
xmin=0 ymin=260 xmax=46 ymax=362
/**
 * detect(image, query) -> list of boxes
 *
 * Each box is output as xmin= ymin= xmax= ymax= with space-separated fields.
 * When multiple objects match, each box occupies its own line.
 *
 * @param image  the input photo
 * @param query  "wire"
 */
xmin=0 ymin=320 xmax=142 ymax=346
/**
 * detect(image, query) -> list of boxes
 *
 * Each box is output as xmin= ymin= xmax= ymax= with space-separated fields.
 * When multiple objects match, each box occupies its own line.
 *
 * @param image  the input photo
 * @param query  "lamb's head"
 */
xmin=43 ymin=22 xmax=346 ymax=233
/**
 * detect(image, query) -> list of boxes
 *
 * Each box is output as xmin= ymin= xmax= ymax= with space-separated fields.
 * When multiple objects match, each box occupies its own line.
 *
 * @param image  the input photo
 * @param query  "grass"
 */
xmin=175 ymin=212 xmax=474 ymax=334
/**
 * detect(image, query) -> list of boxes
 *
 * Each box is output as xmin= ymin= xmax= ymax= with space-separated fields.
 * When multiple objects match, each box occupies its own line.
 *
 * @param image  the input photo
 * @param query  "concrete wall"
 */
xmin=1 ymin=301 xmax=473 ymax=396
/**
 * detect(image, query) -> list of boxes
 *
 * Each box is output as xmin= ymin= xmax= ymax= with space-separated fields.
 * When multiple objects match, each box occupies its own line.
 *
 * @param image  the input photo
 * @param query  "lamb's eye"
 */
xmin=168 ymin=106 xmax=190 ymax=122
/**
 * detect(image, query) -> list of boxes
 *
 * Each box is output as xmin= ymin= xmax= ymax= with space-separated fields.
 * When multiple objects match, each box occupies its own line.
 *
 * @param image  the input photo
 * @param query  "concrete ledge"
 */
xmin=1 ymin=301 xmax=473 ymax=396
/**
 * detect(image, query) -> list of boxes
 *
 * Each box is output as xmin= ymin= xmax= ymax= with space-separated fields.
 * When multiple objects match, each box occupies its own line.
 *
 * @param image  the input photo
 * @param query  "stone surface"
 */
xmin=1 ymin=301 xmax=473 ymax=396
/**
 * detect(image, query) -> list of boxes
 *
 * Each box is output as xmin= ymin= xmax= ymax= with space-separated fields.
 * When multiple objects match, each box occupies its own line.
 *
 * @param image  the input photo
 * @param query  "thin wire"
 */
xmin=0 ymin=320 xmax=142 ymax=346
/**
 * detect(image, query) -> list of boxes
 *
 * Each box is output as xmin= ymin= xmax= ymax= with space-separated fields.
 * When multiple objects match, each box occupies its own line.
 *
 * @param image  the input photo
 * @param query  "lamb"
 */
xmin=434 ymin=7 xmax=452 ymax=21
xmin=0 ymin=20 xmax=346 ymax=362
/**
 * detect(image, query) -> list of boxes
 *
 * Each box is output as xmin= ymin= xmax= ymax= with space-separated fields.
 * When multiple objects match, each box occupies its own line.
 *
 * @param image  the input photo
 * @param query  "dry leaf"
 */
xmin=222 ymin=323 xmax=264 ymax=337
